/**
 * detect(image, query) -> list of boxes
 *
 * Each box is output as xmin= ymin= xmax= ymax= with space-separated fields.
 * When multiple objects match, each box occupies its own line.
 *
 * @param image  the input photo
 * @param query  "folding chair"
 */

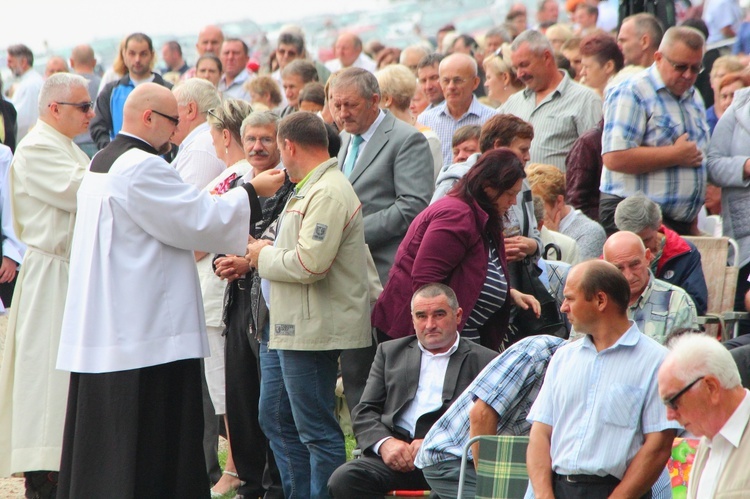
xmin=457 ymin=435 xmax=530 ymax=499
xmin=683 ymin=236 xmax=748 ymax=339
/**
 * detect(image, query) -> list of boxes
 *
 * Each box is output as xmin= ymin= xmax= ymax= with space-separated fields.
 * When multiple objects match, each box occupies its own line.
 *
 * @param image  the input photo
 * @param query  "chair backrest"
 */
xmin=474 ymin=435 xmax=530 ymax=499
xmin=683 ymin=236 xmax=738 ymax=317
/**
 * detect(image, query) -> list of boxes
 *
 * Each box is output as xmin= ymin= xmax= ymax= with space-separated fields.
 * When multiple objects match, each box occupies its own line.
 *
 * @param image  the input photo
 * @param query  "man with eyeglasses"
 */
xmin=55 ymin=82 xmax=284 ymax=498
xmin=0 ymin=73 xmax=93 ymax=499
xmin=527 ymin=259 xmax=679 ymax=499
xmin=89 ymin=32 xmax=173 ymax=151
xmin=601 ymin=26 xmax=709 ymax=236
xmin=418 ymin=53 xmax=497 ymax=167
xmin=170 ymin=78 xmax=225 ymax=189
xmin=658 ymin=333 xmax=750 ymax=498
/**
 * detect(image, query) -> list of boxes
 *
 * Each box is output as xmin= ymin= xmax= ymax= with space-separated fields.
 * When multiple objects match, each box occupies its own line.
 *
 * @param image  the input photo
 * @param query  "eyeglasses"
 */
xmin=206 ymin=108 xmax=225 ymax=127
xmin=440 ymin=76 xmax=468 ymax=87
xmin=244 ymin=136 xmax=275 ymax=146
xmin=150 ymin=109 xmax=180 ymax=126
xmin=52 ymin=101 xmax=94 ymax=113
xmin=662 ymin=55 xmax=704 ymax=75
xmin=663 ymin=376 xmax=704 ymax=410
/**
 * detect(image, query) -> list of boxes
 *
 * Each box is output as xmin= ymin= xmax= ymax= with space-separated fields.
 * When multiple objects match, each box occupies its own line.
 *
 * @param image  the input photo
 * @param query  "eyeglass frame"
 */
xmin=662 ymin=54 xmax=704 ymax=76
xmin=206 ymin=108 xmax=225 ymax=128
xmin=663 ymin=375 xmax=705 ymax=410
xmin=150 ymin=109 xmax=180 ymax=126
xmin=440 ymin=76 xmax=469 ymax=87
xmin=50 ymin=101 xmax=95 ymax=113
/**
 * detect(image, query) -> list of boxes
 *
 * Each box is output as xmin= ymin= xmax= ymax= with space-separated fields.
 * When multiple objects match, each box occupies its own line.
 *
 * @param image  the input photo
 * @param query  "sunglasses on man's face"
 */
xmin=52 ymin=101 xmax=95 ymax=113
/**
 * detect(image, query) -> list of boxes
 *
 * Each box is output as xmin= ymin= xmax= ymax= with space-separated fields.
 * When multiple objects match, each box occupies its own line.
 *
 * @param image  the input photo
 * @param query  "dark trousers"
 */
xmin=599 ymin=194 xmax=694 ymax=236
xmin=201 ymin=362 xmax=222 ymax=485
xmin=734 ymin=262 xmax=750 ymax=337
xmin=327 ymin=454 xmax=430 ymax=499
xmin=340 ymin=333 xmax=377 ymax=416
xmin=553 ymin=474 xmax=652 ymax=499
xmin=224 ymin=290 xmax=282 ymax=498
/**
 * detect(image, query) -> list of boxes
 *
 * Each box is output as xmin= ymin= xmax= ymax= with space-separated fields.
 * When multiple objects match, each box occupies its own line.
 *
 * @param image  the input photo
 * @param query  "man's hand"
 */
xmin=250 ymin=169 xmax=285 ymax=197
xmin=408 ymin=439 xmax=423 ymax=459
xmin=673 ymin=133 xmax=703 ymax=167
xmin=245 ymin=236 xmax=272 ymax=269
xmin=0 ymin=257 xmax=17 ymax=283
xmin=380 ymin=438 xmax=417 ymax=472
xmin=214 ymin=255 xmax=250 ymax=282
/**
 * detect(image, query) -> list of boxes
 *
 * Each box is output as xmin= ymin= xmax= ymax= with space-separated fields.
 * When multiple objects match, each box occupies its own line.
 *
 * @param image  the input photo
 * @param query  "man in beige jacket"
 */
xmin=246 ymin=111 xmax=372 ymax=499
xmin=658 ymin=333 xmax=750 ymax=498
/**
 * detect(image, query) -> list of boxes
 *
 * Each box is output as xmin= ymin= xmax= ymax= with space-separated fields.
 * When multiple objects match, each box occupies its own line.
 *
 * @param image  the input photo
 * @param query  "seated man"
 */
xmin=603 ymin=231 xmax=699 ymax=345
xmin=415 ymin=335 xmax=566 ymax=498
xmin=327 ymin=284 xmax=497 ymax=498
xmin=615 ymin=191 xmax=708 ymax=316
xmin=658 ymin=333 xmax=750 ymax=497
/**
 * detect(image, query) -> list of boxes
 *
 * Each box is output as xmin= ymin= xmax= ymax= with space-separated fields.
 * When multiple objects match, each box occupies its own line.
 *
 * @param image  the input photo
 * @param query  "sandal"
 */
xmin=210 ymin=470 xmax=246 ymax=498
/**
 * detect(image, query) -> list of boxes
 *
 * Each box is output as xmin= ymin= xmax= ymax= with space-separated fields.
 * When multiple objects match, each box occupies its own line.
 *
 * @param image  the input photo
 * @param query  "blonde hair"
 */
xmin=483 ymin=46 xmax=523 ymax=90
xmin=525 ymin=163 xmax=565 ymax=204
xmin=376 ymin=64 xmax=416 ymax=111
xmin=206 ymin=99 xmax=254 ymax=145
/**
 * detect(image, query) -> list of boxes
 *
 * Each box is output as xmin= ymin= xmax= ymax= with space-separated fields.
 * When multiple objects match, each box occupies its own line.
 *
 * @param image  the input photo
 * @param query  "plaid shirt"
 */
xmin=415 ymin=335 xmax=565 ymax=468
xmin=601 ymin=65 xmax=709 ymax=223
xmin=630 ymin=273 xmax=698 ymax=345
xmin=418 ymin=95 xmax=497 ymax=167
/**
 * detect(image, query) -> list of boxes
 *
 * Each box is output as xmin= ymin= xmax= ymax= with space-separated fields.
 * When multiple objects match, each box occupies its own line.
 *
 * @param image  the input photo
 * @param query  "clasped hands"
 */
xmin=380 ymin=438 xmax=423 ymax=473
xmin=214 ymin=236 xmax=271 ymax=282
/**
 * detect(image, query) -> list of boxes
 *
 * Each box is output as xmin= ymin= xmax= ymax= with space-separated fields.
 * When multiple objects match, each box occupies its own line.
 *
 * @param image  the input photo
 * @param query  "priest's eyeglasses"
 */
xmin=150 ymin=109 xmax=180 ymax=126
xmin=52 ymin=101 xmax=94 ymax=113
xmin=663 ymin=376 xmax=704 ymax=410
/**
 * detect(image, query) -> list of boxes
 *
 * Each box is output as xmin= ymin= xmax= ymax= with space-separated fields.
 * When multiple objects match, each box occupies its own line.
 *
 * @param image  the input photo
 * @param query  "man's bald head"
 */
xmin=603 ymin=230 xmax=647 ymax=260
xmin=197 ymin=25 xmax=225 ymax=56
xmin=438 ymin=53 xmax=479 ymax=113
xmin=122 ymin=83 xmax=179 ymax=153
xmin=602 ymin=231 xmax=652 ymax=305
xmin=70 ymin=45 xmax=97 ymax=72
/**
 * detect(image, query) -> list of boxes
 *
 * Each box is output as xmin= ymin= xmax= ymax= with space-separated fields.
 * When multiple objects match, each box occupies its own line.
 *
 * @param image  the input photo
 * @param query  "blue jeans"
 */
xmin=259 ymin=343 xmax=344 ymax=499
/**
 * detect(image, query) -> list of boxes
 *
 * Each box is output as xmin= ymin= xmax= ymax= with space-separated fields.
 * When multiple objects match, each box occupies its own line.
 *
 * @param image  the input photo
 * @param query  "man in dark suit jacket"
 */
xmin=328 ymin=283 xmax=497 ymax=498
xmin=332 ymin=67 xmax=435 ymax=415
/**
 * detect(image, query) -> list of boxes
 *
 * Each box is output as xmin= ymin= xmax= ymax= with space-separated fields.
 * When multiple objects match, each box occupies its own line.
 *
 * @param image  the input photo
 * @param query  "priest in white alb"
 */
xmin=55 ymin=83 xmax=284 ymax=498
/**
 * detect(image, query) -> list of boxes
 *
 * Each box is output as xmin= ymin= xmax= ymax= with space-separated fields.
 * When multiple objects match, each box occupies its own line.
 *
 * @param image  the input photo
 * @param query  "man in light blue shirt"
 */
xmin=527 ymin=260 xmax=679 ymax=499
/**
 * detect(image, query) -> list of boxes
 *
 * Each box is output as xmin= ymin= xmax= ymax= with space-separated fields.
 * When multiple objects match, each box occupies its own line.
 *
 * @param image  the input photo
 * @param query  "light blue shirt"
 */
xmin=527 ymin=322 xmax=680 ymax=479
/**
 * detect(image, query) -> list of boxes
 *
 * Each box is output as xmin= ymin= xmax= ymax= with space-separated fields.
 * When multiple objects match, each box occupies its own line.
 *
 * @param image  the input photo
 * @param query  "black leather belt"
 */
xmin=554 ymin=473 xmax=620 ymax=485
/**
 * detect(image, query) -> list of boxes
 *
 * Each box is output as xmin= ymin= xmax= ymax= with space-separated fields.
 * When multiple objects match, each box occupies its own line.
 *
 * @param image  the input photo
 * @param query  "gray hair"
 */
xmin=411 ymin=283 xmax=459 ymax=313
xmin=240 ymin=110 xmax=280 ymax=138
xmin=660 ymin=26 xmax=705 ymax=52
xmin=38 ymin=73 xmax=90 ymax=114
xmin=511 ymin=29 xmax=553 ymax=55
xmin=173 ymin=78 xmax=221 ymax=114
xmin=331 ymin=67 xmax=381 ymax=100
xmin=399 ymin=45 xmax=430 ymax=65
xmin=281 ymin=59 xmax=318 ymax=83
xmin=666 ymin=333 xmax=741 ymax=389
xmin=624 ymin=13 xmax=664 ymax=50
xmin=485 ymin=25 xmax=513 ymax=45
xmin=614 ymin=192 xmax=662 ymax=233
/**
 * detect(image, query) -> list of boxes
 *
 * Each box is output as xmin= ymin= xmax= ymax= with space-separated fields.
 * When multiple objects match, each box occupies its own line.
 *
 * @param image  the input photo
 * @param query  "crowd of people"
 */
xmin=1 ymin=1 xmax=750 ymax=498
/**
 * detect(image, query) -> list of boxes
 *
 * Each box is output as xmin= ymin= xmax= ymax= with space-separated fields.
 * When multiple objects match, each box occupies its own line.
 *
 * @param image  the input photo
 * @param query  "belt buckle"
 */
xmin=237 ymin=279 xmax=246 ymax=290
xmin=565 ymin=475 xmax=578 ymax=484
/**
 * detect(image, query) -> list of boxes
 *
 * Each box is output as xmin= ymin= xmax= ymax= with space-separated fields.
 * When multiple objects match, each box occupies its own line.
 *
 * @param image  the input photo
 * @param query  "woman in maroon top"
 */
xmin=372 ymin=148 xmax=540 ymax=351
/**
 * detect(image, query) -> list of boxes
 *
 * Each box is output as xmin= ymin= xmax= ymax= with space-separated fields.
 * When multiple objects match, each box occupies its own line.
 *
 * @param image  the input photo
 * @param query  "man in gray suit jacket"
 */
xmin=332 ymin=67 xmax=434 ymax=286
xmin=332 ymin=67 xmax=436 ymax=413
xmin=327 ymin=284 xmax=497 ymax=498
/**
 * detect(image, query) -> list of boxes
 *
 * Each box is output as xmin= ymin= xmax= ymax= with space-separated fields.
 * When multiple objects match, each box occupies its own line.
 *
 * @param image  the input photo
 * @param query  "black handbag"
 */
xmin=509 ymin=190 xmax=567 ymax=341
